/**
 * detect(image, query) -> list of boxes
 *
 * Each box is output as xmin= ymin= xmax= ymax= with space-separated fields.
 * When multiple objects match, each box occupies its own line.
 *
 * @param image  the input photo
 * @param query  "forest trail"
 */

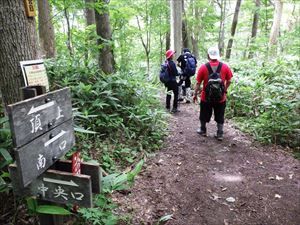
xmin=114 ymin=102 xmax=300 ymax=225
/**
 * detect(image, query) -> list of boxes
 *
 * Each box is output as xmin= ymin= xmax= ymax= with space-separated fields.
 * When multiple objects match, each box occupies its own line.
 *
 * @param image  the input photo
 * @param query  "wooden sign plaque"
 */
xmin=14 ymin=120 xmax=75 ymax=187
xmin=7 ymin=87 xmax=72 ymax=148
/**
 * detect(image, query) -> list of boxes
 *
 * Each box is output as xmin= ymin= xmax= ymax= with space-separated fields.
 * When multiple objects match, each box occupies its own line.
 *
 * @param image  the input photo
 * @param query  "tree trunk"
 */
xmin=166 ymin=32 xmax=170 ymax=51
xmin=182 ymin=0 xmax=189 ymax=49
xmin=85 ymin=0 xmax=95 ymax=26
xmin=225 ymin=0 xmax=242 ymax=59
xmin=170 ymin=0 xmax=182 ymax=59
xmin=269 ymin=0 xmax=283 ymax=46
xmin=165 ymin=0 xmax=170 ymax=51
xmin=0 ymin=0 xmax=40 ymax=106
xmin=218 ymin=0 xmax=226 ymax=56
xmin=191 ymin=0 xmax=201 ymax=59
xmin=38 ymin=0 xmax=56 ymax=58
xmin=95 ymin=0 xmax=115 ymax=74
xmin=84 ymin=0 xmax=96 ymax=63
xmin=63 ymin=7 xmax=73 ymax=56
xmin=248 ymin=0 xmax=261 ymax=59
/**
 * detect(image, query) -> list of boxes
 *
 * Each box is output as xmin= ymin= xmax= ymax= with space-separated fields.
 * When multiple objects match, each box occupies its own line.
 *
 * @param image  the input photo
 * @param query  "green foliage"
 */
xmin=0 ymin=112 xmax=12 ymax=193
xmin=227 ymin=57 xmax=300 ymax=148
xmin=26 ymin=197 xmax=71 ymax=215
xmin=46 ymin=57 xmax=167 ymax=171
xmin=78 ymin=160 xmax=143 ymax=225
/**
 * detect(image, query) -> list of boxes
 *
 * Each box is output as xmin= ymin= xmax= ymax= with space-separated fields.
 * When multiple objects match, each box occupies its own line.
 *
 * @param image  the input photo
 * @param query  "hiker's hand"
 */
xmin=193 ymin=95 xmax=198 ymax=103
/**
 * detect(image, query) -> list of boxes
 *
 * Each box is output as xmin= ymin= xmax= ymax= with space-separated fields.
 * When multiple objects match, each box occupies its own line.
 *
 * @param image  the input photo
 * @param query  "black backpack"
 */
xmin=183 ymin=54 xmax=196 ymax=76
xmin=159 ymin=61 xmax=171 ymax=84
xmin=205 ymin=62 xmax=225 ymax=103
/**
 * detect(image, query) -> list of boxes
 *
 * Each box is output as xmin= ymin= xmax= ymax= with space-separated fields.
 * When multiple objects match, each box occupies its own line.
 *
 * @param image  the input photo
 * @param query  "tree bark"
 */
xmin=182 ymin=0 xmax=189 ymax=49
xmin=225 ymin=0 xmax=242 ymax=59
xmin=269 ymin=0 xmax=283 ymax=46
xmin=0 ymin=0 xmax=40 ymax=106
xmin=248 ymin=0 xmax=261 ymax=59
xmin=170 ymin=0 xmax=182 ymax=59
xmin=95 ymin=0 xmax=115 ymax=74
xmin=218 ymin=0 xmax=226 ymax=56
xmin=64 ymin=7 xmax=73 ymax=56
xmin=38 ymin=0 xmax=56 ymax=58
xmin=85 ymin=0 xmax=95 ymax=26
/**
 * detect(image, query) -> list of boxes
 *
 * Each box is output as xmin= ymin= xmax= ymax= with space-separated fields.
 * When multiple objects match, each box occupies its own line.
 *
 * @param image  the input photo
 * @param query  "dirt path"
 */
xmin=114 ymin=102 xmax=300 ymax=225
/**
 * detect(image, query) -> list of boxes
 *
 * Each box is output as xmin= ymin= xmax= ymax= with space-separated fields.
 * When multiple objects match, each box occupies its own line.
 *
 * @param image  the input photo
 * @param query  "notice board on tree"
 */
xmin=20 ymin=60 xmax=49 ymax=92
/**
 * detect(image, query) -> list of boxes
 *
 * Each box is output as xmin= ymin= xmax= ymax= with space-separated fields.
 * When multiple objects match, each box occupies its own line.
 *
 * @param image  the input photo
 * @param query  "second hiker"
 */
xmin=177 ymin=48 xmax=197 ymax=103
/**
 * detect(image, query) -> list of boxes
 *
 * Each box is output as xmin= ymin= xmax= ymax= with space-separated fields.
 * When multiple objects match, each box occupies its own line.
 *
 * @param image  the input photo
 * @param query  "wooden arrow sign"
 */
xmin=7 ymin=87 xmax=72 ymax=148
xmin=14 ymin=120 xmax=75 ymax=187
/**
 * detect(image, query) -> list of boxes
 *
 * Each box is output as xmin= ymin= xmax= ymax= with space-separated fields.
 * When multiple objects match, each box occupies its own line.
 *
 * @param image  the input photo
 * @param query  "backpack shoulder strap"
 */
xmin=205 ymin=63 xmax=214 ymax=75
xmin=166 ymin=61 xmax=172 ymax=73
xmin=216 ymin=62 xmax=223 ymax=73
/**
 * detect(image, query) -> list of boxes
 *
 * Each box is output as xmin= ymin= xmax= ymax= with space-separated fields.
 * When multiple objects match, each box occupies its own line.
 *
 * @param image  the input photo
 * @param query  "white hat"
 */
xmin=207 ymin=46 xmax=220 ymax=60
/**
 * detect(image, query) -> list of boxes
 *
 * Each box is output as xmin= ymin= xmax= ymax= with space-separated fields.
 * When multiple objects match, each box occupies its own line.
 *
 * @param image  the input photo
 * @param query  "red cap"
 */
xmin=166 ymin=49 xmax=175 ymax=59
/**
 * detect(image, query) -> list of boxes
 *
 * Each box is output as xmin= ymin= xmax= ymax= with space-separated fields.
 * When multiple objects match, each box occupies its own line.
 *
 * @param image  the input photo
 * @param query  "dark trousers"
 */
xmin=178 ymin=75 xmax=191 ymax=88
xmin=165 ymin=81 xmax=178 ymax=109
xmin=200 ymin=101 xmax=226 ymax=124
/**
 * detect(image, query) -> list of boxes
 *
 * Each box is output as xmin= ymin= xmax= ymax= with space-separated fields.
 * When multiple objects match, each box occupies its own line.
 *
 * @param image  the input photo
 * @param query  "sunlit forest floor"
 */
xmin=113 ymin=101 xmax=300 ymax=225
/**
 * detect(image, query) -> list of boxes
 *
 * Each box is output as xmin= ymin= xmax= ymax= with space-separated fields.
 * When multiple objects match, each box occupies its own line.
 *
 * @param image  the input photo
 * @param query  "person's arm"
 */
xmin=224 ymin=64 xmax=233 ymax=93
xmin=193 ymin=82 xmax=201 ymax=103
xmin=224 ymin=80 xmax=231 ymax=93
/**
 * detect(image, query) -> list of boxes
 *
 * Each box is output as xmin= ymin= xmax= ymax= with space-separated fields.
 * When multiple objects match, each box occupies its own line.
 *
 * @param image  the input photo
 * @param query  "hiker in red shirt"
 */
xmin=193 ymin=47 xmax=233 ymax=141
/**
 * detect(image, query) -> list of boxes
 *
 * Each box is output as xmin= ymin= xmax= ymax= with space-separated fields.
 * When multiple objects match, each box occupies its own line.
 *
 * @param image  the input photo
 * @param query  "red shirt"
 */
xmin=196 ymin=60 xmax=233 ymax=102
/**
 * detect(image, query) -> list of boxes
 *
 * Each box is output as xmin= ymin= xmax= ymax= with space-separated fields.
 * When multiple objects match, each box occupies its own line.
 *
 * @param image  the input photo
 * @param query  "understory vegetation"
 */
xmin=227 ymin=56 xmax=300 ymax=150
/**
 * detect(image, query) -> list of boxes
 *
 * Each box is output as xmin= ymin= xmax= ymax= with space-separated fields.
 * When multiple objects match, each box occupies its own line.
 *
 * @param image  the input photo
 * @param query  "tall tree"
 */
xmin=269 ymin=0 xmax=283 ymax=46
xmin=0 ymin=0 xmax=40 ymax=106
xmin=63 ymin=5 xmax=73 ymax=56
xmin=135 ymin=0 xmax=151 ymax=75
xmin=38 ymin=0 xmax=56 ymax=58
xmin=170 ymin=0 xmax=182 ymax=58
xmin=248 ymin=0 xmax=261 ymax=59
xmin=191 ymin=0 xmax=200 ymax=59
xmin=182 ymin=0 xmax=189 ymax=49
xmin=225 ymin=0 xmax=242 ymax=59
xmin=218 ymin=0 xmax=227 ymax=55
xmin=85 ymin=0 xmax=96 ymax=26
xmin=95 ymin=0 xmax=115 ymax=74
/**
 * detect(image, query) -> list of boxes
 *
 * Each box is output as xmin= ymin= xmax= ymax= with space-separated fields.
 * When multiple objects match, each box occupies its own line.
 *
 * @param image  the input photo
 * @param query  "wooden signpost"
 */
xmin=7 ymin=86 xmax=102 ymax=223
xmin=7 ymin=87 xmax=72 ymax=147
xmin=14 ymin=120 xmax=75 ymax=187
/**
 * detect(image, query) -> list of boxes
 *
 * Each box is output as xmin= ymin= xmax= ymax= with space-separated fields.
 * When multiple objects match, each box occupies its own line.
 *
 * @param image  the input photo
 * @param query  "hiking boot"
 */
xmin=214 ymin=133 xmax=223 ymax=141
xmin=171 ymin=108 xmax=180 ymax=113
xmin=197 ymin=128 xmax=207 ymax=137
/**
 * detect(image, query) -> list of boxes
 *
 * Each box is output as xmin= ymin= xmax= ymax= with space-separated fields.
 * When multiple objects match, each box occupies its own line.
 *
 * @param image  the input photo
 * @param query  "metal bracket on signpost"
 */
xmin=21 ymin=85 xmax=46 ymax=100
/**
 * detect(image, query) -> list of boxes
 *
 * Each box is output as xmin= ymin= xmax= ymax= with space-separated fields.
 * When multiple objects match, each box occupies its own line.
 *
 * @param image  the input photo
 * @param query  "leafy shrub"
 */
xmin=227 ymin=57 xmax=300 ymax=148
xmin=46 ymin=57 xmax=167 ymax=171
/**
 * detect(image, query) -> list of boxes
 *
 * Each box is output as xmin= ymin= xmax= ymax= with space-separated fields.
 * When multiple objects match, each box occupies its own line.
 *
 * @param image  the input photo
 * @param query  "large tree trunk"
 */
xmin=0 ymin=0 xmax=40 ymax=106
xmin=38 ymin=0 xmax=56 ymax=58
xmin=170 ymin=0 xmax=182 ymax=59
xmin=248 ymin=0 xmax=261 ymax=59
xmin=218 ymin=0 xmax=226 ymax=56
xmin=95 ymin=0 xmax=115 ymax=74
xmin=225 ymin=0 xmax=242 ymax=59
xmin=269 ymin=0 xmax=283 ymax=46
